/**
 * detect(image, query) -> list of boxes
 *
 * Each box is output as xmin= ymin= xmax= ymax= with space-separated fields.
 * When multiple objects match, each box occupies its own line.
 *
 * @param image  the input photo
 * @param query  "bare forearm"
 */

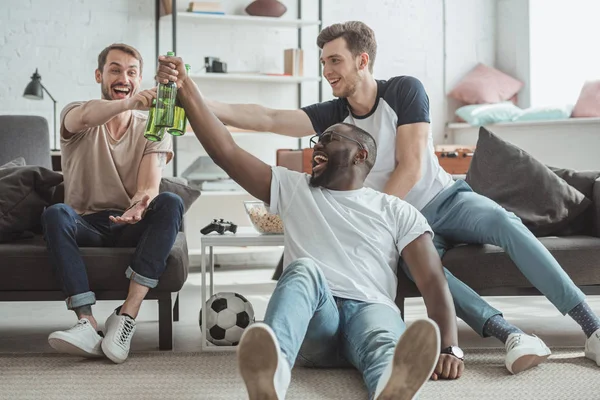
xmin=206 ymin=99 xmax=274 ymax=132
xmin=383 ymin=168 xmax=421 ymax=199
xmin=421 ymin=280 xmax=458 ymax=348
xmin=180 ymin=81 xmax=236 ymax=164
xmin=76 ymin=99 xmax=131 ymax=128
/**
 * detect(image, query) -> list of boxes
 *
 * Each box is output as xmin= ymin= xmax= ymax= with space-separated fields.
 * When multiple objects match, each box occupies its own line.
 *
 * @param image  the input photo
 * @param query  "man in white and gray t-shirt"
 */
xmin=158 ymin=54 xmax=461 ymax=400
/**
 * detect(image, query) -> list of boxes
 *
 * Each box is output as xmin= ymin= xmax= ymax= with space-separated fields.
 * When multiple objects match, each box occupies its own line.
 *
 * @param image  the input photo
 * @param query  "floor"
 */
xmin=1 ymin=265 xmax=598 ymax=354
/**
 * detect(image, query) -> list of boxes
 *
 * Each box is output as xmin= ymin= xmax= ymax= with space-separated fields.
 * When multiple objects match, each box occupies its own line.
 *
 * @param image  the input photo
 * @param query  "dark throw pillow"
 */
xmin=159 ymin=177 xmax=201 ymax=213
xmin=465 ymin=127 xmax=591 ymax=237
xmin=0 ymin=166 xmax=64 ymax=242
xmin=547 ymin=167 xmax=600 ymax=236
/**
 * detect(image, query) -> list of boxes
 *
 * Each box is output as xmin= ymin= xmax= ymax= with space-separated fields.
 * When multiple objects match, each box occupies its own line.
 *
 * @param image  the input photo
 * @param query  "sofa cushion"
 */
xmin=397 ymin=236 xmax=600 ymax=298
xmin=0 ymin=232 xmax=188 ymax=292
xmin=548 ymin=167 xmax=600 ymax=236
xmin=159 ymin=177 xmax=201 ymax=213
xmin=465 ymin=127 xmax=591 ymax=237
xmin=0 ymin=166 xmax=63 ymax=243
xmin=1 ymin=157 xmax=26 ymax=169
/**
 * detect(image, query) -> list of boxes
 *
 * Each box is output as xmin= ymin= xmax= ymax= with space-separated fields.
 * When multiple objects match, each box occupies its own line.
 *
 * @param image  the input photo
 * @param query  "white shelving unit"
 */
xmin=156 ymin=0 xmax=322 ymax=262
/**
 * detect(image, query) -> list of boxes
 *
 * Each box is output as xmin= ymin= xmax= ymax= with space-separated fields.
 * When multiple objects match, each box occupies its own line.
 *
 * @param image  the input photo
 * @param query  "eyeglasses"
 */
xmin=309 ymin=131 xmax=365 ymax=150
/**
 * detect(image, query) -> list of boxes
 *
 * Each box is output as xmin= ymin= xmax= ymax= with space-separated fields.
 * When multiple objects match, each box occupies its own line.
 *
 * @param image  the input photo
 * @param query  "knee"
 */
xmin=151 ymin=192 xmax=184 ymax=217
xmin=481 ymin=207 xmax=520 ymax=230
xmin=42 ymin=203 xmax=75 ymax=227
xmin=281 ymin=258 xmax=325 ymax=284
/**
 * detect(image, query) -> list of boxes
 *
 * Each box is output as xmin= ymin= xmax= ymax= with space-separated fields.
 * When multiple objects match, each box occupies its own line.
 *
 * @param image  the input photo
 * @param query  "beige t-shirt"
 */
xmin=60 ymin=101 xmax=173 ymax=215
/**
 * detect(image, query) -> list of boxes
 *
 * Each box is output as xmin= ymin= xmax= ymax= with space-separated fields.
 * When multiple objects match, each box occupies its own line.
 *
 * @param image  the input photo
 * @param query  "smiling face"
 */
xmin=320 ymin=37 xmax=364 ymax=98
xmin=309 ymin=123 xmax=367 ymax=189
xmin=95 ymin=49 xmax=141 ymax=101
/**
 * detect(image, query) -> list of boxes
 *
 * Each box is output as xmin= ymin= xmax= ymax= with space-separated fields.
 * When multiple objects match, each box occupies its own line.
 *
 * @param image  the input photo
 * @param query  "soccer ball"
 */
xmin=199 ymin=292 xmax=255 ymax=346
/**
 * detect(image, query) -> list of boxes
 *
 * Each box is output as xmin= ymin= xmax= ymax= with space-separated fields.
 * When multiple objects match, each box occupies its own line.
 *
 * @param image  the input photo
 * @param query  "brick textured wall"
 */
xmin=0 ymin=0 xmax=496 ymax=153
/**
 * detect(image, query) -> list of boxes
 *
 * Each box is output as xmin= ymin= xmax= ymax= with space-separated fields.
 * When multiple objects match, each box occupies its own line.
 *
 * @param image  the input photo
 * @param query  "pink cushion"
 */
xmin=448 ymin=63 xmax=524 ymax=104
xmin=572 ymin=80 xmax=600 ymax=118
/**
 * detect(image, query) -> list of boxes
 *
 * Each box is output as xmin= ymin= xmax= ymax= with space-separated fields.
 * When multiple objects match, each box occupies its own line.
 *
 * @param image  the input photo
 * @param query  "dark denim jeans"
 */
xmin=41 ymin=192 xmax=184 ymax=310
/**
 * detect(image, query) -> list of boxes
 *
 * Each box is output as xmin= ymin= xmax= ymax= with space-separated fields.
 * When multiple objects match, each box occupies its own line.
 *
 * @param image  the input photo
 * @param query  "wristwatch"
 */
xmin=440 ymin=346 xmax=464 ymax=360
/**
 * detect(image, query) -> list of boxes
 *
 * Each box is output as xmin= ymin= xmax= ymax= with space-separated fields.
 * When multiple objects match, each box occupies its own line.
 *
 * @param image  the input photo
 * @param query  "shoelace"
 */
xmin=116 ymin=318 xmax=135 ymax=347
xmin=506 ymin=335 xmax=522 ymax=352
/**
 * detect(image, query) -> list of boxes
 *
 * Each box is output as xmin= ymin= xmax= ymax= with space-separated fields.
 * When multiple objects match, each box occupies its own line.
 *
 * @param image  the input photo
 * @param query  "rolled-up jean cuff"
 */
xmin=66 ymin=291 xmax=96 ymax=310
xmin=126 ymin=266 xmax=159 ymax=288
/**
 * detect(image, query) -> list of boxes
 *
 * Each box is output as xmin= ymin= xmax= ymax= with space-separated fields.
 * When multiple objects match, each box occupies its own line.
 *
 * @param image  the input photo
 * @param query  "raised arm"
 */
xmin=62 ymin=88 xmax=156 ymax=138
xmin=401 ymin=233 xmax=464 ymax=380
xmin=157 ymin=55 xmax=272 ymax=203
xmin=205 ymin=99 xmax=315 ymax=138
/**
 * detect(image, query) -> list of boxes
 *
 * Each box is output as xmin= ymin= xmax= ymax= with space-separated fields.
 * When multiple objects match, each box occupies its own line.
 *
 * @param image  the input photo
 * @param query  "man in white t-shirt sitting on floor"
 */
xmin=157 ymin=55 xmax=463 ymax=400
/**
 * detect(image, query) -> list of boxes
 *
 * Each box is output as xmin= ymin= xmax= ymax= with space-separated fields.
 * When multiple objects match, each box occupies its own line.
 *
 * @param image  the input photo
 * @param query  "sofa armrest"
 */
xmin=594 ymin=177 xmax=600 ymax=237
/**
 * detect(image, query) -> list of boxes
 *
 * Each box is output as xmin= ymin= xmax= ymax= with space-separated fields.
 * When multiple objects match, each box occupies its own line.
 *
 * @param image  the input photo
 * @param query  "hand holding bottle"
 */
xmin=157 ymin=55 xmax=189 ymax=89
xmin=126 ymin=87 xmax=157 ymax=111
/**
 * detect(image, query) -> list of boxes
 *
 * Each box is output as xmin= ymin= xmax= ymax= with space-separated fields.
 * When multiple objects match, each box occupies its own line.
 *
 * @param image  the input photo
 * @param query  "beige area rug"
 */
xmin=1 ymin=348 xmax=598 ymax=400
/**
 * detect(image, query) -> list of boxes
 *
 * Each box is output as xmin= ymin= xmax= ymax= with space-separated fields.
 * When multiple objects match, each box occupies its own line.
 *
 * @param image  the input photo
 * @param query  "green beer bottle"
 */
xmin=155 ymin=51 xmax=177 ymax=128
xmin=168 ymin=64 xmax=191 ymax=136
xmin=144 ymin=98 xmax=160 ymax=141
xmin=145 ymin=126 xmax=167 ymax=142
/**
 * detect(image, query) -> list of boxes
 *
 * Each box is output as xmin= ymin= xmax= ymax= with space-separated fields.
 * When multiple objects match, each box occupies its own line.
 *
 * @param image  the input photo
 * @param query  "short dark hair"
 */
xmin=339 ymin=122 xmax=377 ymax=170
xmin=97 ymin=43 xmax=143 ymax=74
xmin=317 ymin=21 xmax=377 ymax=73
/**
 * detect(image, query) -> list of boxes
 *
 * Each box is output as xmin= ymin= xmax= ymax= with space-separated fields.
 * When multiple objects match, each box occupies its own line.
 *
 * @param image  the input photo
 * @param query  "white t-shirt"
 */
xmin=302 ymin=76 xmax=454 ymax=211
xmin=269 ymin=166 xmax=433 ymax=312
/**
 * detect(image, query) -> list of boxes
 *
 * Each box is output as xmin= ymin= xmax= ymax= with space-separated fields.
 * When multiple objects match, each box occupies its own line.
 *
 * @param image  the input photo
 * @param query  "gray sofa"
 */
xmin=0 ymin=115 xmax=190 ymax=350
xmin=396 ymin=177 xmax=600 ymax=318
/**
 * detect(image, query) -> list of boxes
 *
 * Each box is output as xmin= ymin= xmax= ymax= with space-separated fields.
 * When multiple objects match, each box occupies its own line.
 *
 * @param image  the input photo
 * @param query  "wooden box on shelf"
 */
xmin=434 ymin=145 xmax=475 ymax=175
xmin=276 ymin=148 xmax=313 ymax=174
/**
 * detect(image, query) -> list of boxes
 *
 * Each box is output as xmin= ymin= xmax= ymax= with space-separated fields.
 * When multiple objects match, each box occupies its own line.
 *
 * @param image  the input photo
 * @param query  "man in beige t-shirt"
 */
xmin=41 ymin=43 xmax=184 ymax=364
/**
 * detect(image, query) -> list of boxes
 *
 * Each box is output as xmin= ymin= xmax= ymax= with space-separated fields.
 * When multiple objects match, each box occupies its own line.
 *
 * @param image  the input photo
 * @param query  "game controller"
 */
xmin=201 ymin=219 xmax=238 ymax=235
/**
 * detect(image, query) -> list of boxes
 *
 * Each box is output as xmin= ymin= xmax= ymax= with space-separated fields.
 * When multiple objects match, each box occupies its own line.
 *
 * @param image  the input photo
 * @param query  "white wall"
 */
xmin=1 ymin=0 xmax=497 ymax=151
xmin=495 ymin=0 xmax=531 ymax=108
xmin=528 ymin=0 xmax=600 ymax=107
xmin=495 ymin=0 xmax=600 ymax=108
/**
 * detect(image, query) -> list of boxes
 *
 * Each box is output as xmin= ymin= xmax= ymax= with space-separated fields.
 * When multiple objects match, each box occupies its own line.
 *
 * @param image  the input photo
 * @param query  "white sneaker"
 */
xmin=374 ymin=318 xmax=441 ymax=400
xmin=48 ymin=318 xmax=104 ymax=358
xmin=237 ymin=322 xmax=291 ymax=400
xmin=505 ymin=333 xmax=551 ymax=374
xmin=101 ymin=308 xmax=136 ymax=364
xmin=584 ymin=328 xmax=600 ymax=366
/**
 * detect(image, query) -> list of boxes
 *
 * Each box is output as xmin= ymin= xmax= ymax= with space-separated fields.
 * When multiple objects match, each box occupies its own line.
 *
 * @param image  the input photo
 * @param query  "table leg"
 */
xmin=209 ymin=245 xmax=214 ymax=297
xmin=201 ymin=243 xmax=207 ymax=351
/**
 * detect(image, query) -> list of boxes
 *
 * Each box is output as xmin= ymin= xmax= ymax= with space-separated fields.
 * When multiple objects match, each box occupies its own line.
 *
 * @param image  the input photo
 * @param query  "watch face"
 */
xmin=451 ymin=346 xmax=464 ymax=359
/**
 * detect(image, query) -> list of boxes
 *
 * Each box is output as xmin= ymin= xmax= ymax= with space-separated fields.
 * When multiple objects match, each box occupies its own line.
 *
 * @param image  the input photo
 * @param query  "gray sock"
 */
xmin=483 ymin=314 xmax=524 ymax=344
xmin=74 ymin=305 xmax=92 ymax=320
xmin=568 ymin=301 xmax=600 ymax=338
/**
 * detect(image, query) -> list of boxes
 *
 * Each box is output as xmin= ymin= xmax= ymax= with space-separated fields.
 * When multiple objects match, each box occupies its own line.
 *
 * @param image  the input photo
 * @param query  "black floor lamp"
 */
xmin=23 ymin=69 xmax=58 ymax=150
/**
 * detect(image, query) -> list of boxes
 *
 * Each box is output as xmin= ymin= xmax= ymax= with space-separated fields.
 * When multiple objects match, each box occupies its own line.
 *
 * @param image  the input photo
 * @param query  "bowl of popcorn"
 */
xmin=243 ymin=201 xmax=284 ymax=235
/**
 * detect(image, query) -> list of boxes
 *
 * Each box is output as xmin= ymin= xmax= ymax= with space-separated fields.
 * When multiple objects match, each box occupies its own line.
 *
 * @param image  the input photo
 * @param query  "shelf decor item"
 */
xmin=245 ymin=0 xmax=287 ymax=17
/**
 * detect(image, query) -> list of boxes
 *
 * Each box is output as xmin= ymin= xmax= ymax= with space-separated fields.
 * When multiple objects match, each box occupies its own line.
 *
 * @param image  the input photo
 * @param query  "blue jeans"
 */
xmin=414 ymin=179 xmax=585 ymax=336
xmin=265 ymin=258 xmax=405 ymax=398
xmin=41 ymin=192 xmax=184 ymax=310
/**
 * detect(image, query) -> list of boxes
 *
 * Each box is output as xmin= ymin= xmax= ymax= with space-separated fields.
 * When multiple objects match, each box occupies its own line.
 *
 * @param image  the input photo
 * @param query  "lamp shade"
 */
xmin=23 ymin=69 xmax=43 ymax=100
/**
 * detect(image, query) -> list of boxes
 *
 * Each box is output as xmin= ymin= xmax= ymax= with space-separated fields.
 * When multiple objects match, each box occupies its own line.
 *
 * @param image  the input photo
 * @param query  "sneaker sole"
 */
xmin=48 ymin=334 xmax=103 ymax=358
xmin=101 ymin=340 xmax=128 ymax=364
xmin=376 ymin=319 xmax=441 ymax=400
xmin=584 ymin=351 xmax=600 ymax=367
xmin=238 ymin=326 xmax=279 ymax=400
xmin=509 ymin=353 xmax=550 ymax=374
